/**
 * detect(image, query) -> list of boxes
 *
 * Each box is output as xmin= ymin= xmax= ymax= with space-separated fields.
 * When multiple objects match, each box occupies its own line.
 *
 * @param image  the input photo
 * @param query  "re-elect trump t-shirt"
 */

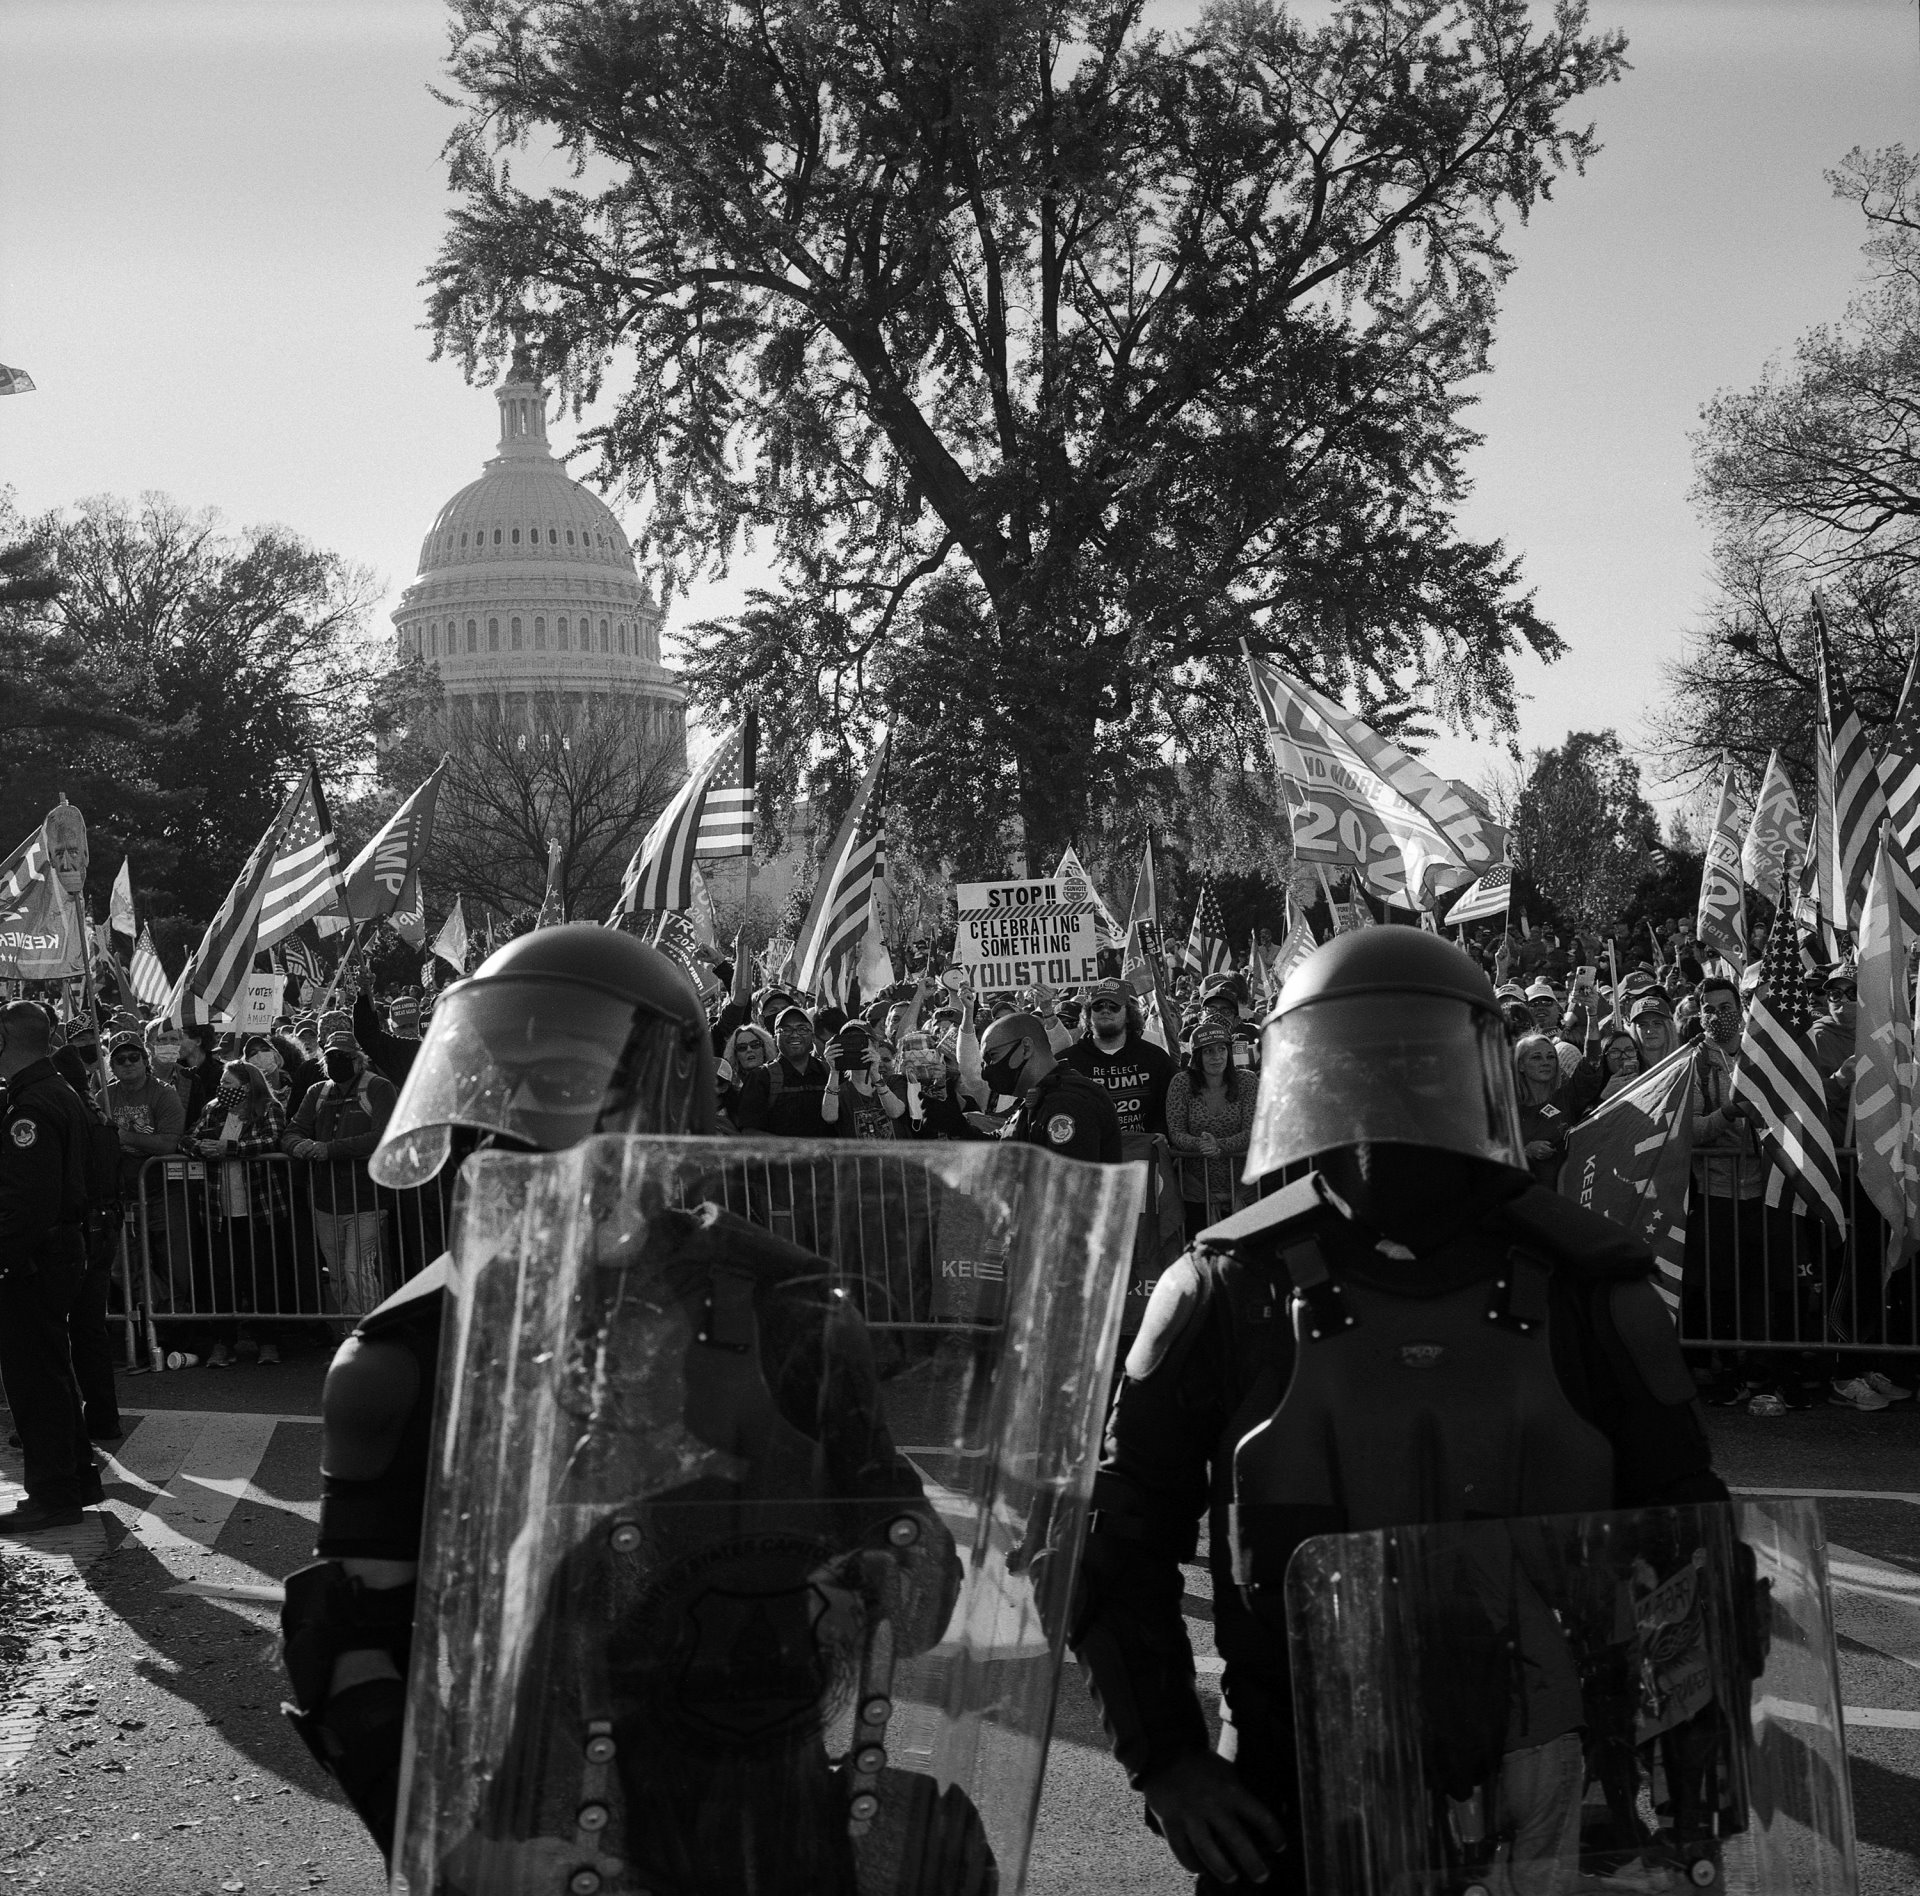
xmin=1061 ymin=1034 xmax=1175 ymax=1138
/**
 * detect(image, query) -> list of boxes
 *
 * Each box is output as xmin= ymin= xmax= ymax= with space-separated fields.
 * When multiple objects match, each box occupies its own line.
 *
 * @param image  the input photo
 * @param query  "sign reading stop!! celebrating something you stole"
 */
xmin=953 ymin=877 xmax=1101 ymax=989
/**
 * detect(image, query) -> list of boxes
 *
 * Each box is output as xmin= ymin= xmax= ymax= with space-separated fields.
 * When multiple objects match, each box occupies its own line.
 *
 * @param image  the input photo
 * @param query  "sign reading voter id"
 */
xmin=954 ymin=877 xmax=1101 ymax=988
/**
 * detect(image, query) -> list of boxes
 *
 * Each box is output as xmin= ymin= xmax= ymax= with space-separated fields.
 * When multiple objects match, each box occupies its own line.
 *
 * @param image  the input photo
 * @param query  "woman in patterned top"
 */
xmin=1164 ymin=1015 xmax=1258 ymax=1237
xmin=184 ymin=1058 xmax=292 ymax=1365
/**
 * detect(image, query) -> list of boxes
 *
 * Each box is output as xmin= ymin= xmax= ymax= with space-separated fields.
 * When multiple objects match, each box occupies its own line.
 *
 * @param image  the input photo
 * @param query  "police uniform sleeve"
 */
xmin=1035 ymin=1086 xmax=1108 ymax=1163
xmin=1069 ymin=1252 xmax=1225 ymax=1786
xmin=0 ymin=1102 xmax=67 ymax=1246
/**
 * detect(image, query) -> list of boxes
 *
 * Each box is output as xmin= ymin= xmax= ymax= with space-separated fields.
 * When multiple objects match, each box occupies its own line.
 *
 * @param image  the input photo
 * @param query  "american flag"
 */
xmin=171 ymin=767 xmax=345 ymax=1024
xmin=1268 ymin=891 xmax=1320 ymax=998
xmin=128 ymin=925 xmax=171 ymax=1009
xmin=1443 ymin=862 xmax=1512 ymax=928
xmin=280 ymin=931 xmax=323 ymax=993
xmin=1182 ymin=879 xmax=1234 ymax=979
xmin=612 ymin=714 xmax=757 ymax=920
xmin=1730 ymin=875 xmax=1847 ymax=1231
xmin=1812 ymin=600 xmax=1913 ymax=938
xmin=1878 ymin=636 xmax=1920 ymax=890
xmin=792 ymin=734 xmax=889 ymax=1003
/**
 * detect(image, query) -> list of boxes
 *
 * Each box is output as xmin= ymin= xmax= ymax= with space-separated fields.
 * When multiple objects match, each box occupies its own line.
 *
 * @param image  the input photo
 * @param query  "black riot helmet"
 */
xmin=1243 ymin=927 xmax=1525 ymax=1181
xmin=370 ymin=924 xmax=717 ymax=1189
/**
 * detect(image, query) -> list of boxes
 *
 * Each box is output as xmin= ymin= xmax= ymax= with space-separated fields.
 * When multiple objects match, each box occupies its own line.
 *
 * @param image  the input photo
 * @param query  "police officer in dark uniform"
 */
xmin=1068 ymin=930 xmax=1727 ymax=1893
xmin=0 ymin=1000 xmax=104 ymax=1534
xmin=279 ymin=926 xmax=718 ymax=1858
xmin=979 ymin=1010 xmax=1123 ymax=1163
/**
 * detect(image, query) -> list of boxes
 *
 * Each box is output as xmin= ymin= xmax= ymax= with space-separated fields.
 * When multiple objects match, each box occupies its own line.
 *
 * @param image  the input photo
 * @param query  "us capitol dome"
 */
xmin=391 ymin=349 xmax=685 ymax=762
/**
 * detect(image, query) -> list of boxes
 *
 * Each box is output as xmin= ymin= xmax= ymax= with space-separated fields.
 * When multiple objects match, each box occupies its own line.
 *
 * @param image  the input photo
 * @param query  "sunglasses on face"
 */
xmin=111 ymin=1051 xmax=145 ymax=1065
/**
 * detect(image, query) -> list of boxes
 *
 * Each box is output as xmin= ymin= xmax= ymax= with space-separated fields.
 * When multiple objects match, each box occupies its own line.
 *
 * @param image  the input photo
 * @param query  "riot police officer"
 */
xmin=0 ymin=1000 xmax=104 ymax=1534
xmin=279 ymin=925 xmax=718 ymax=1857
xmin=1068 ymin=930 xmax=1727 ymax=1893
xmin=979 ymin=1010 xmax=1122 ymax=1162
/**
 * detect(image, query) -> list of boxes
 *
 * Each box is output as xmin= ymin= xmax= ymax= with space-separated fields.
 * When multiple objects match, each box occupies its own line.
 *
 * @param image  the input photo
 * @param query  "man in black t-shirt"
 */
xmin=1061 ymin=978 xmax=1175 ymax=1138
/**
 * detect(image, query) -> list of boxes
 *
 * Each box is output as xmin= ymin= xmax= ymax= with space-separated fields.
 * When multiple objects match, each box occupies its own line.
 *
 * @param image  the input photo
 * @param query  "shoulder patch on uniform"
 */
xmin=1047 ymin=1112 xmax=1078 ymax=1146
xmin=9 ymin=1119 xmax=35 ymax=1148
xmin=1608 ymin=1278 xmax=1698 ymax=1406
xmin=1123 ymin=1254 xmax=1209 ymax=1382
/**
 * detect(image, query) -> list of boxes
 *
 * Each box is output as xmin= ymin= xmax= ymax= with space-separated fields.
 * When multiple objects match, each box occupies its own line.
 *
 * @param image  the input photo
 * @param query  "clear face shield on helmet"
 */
xmin=369 ymin=977 xmax=704 ymax=1189
xmin=1243 ymin=992 xmax=1526 ymax=1181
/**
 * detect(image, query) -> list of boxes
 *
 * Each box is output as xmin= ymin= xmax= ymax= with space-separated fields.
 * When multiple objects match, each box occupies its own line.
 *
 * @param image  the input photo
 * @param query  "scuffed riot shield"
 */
xmin=393 ymin=1137 xmax=1142 ymax=1896
xmin=1285 ymin=1499 xmax=1856 ymax=1895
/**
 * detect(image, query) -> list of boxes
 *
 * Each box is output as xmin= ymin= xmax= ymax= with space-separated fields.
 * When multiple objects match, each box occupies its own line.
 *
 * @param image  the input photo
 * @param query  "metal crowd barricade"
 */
xmin=680 ymin=1146 xmax=1000 ymax=1332
xmin=124 ymin=1151 xmax=449 ymax=1355
xmin=1678 ymin=1149 xmax=1918 ymax=1359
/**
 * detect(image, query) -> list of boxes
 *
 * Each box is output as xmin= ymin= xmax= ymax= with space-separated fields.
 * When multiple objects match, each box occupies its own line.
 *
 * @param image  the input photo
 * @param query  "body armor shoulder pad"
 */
xmin=1495 ymin=1183 xmax=1653 ymax=1280
xmin=1122 ymin=1252 xmax=1213 ymax=1382
xmin=354 ymin=1253 xmax=452 ymax=1342
xmin=1192 ymin=1172 xmax=1328 ymax=1250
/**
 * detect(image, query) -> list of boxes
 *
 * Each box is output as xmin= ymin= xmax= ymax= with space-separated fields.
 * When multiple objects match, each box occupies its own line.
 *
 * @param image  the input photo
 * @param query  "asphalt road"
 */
xmin=2 ymin=1350 xmax=1917 ymax=1895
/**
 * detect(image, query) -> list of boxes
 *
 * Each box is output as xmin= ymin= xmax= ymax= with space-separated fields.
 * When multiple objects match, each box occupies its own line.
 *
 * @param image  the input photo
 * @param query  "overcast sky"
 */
xmin=4 ymin=0 xmax=1917 ymax=816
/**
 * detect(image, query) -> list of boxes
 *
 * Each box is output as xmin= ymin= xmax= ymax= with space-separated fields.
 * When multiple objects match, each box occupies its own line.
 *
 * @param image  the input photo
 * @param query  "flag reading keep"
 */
xmin=954 ymin=877 xmax=1101 ymax=989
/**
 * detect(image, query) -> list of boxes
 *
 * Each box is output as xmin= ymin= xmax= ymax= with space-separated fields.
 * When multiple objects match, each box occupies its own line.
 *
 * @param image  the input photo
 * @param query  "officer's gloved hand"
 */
xmin=1140 ymin=1753 xmax=1288 ymax=1887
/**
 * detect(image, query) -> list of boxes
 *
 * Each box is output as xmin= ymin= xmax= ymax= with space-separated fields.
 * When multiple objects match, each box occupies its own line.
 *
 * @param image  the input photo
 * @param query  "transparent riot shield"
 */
xmin=1284 ymin=1499 xmax=1855 ymax=1895
xmin=392 ymin=1136 xmax=1143 ymax=1896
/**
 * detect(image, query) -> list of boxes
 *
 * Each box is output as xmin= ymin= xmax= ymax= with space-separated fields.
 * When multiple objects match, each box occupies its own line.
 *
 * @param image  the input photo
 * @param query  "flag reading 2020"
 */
xmin=954 ymin=876 xmax=1102 ymax=989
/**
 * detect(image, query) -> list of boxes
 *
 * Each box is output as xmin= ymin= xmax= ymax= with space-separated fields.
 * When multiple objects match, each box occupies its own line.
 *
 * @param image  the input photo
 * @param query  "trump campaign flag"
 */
xmin=0 ymin=820 xmax=86 ymax=981
xmin=1740 ymin=750 xmax=1808 ymax=908
xmin=342 ymin=760 xmax=447 ymax=922
xmin=1853 ymin=829 xmax=1919 ymax=1277
xmin=1243 ymin=651 xmax=1500 ymax=907
xmin=1695 ymin=755 xmax=1747 ymax=973
xmin=1560 ymin=1046 xmax=1698 ymax=1316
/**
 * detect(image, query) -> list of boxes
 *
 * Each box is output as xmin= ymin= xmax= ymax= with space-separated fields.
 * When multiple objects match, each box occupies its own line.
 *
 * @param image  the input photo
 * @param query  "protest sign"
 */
xmin=235 ymin=973 xmax=286 ymax=1032
xmin=953 ymin=876 xmax=1101 ymax=989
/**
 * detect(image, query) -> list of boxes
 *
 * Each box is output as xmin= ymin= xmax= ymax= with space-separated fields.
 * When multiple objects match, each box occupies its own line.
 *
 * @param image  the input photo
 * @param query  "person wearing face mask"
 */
xmin=978 ymin=1011 xmax=1122 ymax=1163
xmin=245 ymin=1034 xmax=292 ymax=1110
xmin=1062 ymin=977 xmax=1175 ymax=1139
xmin=284 ymin=1032 xmax=399 ymax=1322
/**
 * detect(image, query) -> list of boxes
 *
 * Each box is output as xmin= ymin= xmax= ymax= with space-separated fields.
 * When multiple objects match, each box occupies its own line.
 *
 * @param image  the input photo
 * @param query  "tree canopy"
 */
xmin=1512 ymin=730 xmax=1659 ymax=936
xmin=427 ymin=0 xmax=1624 ymax=866
xmin=0 ymin=492 xmax=387 ymax=933
xmin=1664 ymin=145 xmax=1920 ymax=794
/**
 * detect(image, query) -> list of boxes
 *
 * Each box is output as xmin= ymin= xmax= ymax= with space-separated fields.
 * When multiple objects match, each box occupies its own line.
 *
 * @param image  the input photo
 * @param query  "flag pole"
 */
xmin=314 ymin=919 xmax=373 ymax=1017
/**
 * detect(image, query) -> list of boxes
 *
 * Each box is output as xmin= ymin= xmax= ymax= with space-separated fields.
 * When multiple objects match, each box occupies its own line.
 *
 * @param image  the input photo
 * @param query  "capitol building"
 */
xmin=391 ymin=350 xmax=685 ymax=764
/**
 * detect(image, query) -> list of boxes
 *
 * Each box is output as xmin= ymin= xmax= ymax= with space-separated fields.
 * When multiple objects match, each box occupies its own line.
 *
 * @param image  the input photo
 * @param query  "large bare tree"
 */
xmin=423 ymin=689 xmax=682 ymax=921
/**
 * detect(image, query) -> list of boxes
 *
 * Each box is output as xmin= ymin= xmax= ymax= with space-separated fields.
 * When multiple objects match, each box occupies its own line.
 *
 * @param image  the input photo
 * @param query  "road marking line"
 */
xmin=167 ymin=1580 xmax=285 ymax=1605
xmin=1734 ymin=1485 xmax=1920 ymax=1508
xmin=115 ymin=1412 xmax=277 ymax=1558
xmin=1758 ymin=1696 xmax=1920 ymax=1731
xmin=120 ymin=1407 xmax=322 ymax=1426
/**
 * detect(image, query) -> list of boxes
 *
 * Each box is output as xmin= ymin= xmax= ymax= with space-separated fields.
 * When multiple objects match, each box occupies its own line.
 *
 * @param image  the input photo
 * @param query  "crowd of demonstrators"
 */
xmin=1460 ymin=918 xmax=1914 ymax=1419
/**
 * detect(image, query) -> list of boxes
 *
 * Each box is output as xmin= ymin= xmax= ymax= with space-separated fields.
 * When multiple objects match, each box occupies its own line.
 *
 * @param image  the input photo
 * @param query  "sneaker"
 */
xmin=1865 ymin=1370 xmax=1915 ymax=1403
xmin=256 ymin=1342 xmax=281 ymax=1366
xmin=1747 ymin=1390 xmax=1789 ymax=1418
xmin=206 ymin=1342 xmax=233 ymax=1369
xmin=1830 ymin=1376 xmax=1891 ymax=1411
